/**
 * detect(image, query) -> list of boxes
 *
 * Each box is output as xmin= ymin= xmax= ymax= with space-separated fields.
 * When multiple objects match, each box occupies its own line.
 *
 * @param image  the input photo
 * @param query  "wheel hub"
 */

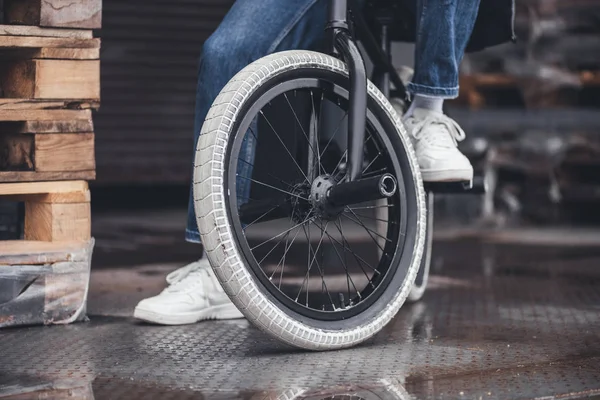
xmin=309 ymin=174 xmax=342 ymax=219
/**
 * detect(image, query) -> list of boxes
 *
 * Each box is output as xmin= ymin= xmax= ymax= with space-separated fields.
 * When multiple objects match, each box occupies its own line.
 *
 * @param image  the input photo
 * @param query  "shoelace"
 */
xmin=164 ymin=261 xmax=210 ymax=292
xmin=410 ymin=114 xmax=466 ymax=147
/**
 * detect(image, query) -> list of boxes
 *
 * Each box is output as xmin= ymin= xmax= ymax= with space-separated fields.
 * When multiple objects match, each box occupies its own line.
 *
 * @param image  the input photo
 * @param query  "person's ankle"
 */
xmin=404 ymin=95 xmax=444 ymax=119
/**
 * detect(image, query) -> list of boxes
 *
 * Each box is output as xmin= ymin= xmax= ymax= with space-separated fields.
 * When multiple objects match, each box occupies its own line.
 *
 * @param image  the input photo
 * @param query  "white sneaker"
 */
xmin=133 ymin=258 xmax=244 ymax=325
xmin=403 ymin=108 xmax=474 ymax=182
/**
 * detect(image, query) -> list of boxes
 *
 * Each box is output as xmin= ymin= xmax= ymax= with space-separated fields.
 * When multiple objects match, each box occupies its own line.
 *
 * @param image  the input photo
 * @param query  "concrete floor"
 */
xmin=1 ymin=208 xmax=600 ymax=399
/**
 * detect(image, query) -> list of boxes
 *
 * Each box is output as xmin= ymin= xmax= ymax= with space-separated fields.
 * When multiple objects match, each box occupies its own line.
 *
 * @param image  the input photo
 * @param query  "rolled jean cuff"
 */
xmin=407 ymin=82 xmax=459 ymax=99
xmin=185 ymin=229 xmax=202 ymax=244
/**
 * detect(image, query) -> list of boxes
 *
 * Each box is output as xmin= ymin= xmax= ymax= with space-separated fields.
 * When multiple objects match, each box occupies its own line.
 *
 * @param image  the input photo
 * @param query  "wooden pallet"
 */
xmin=0 ymin=0 xmax=99 ymax=329
xmin=0 ymin=117 xmax=96 ymax=182
xmin=0 ymin=180 xmax=93 ymax=328
xmin=0 ymin=24 xmax=99 ymax=182
xmin=455 ymin=71 xmax=600 ymax=109
xmin=0 ymin=24 xmax=100 ymax=125
xmin=0 ymin=27 xmax=100 ymax=101
xmin=0 ymin=180 xmax=91 ymax=241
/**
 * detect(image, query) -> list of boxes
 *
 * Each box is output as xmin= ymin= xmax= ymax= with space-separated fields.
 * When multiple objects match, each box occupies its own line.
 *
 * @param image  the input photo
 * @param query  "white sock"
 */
xmin=404 ymin=95 xmax=444 ymax=119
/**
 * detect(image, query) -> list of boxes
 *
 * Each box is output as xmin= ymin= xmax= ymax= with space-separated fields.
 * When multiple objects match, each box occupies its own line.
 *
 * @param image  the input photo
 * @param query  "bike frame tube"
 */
xmin=327 ymin=0 xmax=367 ymax=182
xmin=351 ymin=6 xmax=407 ymax=102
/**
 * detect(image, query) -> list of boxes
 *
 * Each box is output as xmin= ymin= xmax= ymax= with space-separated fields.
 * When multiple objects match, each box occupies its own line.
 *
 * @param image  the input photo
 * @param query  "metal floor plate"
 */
xmin=1 ymin=225 xmax=600 ymax=399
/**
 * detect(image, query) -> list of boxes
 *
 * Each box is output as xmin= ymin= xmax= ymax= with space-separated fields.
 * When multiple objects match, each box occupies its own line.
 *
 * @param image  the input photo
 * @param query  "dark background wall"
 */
xmin=94 ymin=0 xmax=234 ymax=186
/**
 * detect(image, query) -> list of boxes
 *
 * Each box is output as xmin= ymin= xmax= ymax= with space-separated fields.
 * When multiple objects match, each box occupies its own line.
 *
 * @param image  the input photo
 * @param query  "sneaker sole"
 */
xmin=421 ymin=168 xmax=473 ymax=183
xmin=133 ymin=303 xmax=244 ymax=325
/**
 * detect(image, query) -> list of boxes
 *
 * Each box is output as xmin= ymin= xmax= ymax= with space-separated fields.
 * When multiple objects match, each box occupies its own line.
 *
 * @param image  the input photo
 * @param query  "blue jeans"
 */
xmin=185 ymin=0 xmax=481 ymax=243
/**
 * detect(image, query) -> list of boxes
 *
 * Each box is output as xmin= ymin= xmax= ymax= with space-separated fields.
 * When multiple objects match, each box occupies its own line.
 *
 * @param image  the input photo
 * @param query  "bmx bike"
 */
xmin=193 ymin=0 xmax=483 ymax=351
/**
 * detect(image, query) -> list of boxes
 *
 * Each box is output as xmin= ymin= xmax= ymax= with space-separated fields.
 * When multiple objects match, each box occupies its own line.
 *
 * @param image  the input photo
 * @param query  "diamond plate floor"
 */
xmin=1 ymin=211 xmax=600 ymax=399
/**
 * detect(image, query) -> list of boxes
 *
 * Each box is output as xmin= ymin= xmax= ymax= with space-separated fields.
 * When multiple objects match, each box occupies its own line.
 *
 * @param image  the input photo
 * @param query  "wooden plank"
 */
xmin=24 ymin=201 xmax=90 ymax=241
xmin=0 ymin=180 xmax=91 ymax=242
xmin=0 ymin=103 xmax=94 ymax=121
xmin=0 ymin=25 xmax=93 ymax=39
xmin=5 ymin=0 xmax=102 ymax=29
xmin=0 ymin=240 xmax=87 ymax=265
xmin=37 ymin=47 xmax=99 ymax=60
xmin=0 ymin=180 xmax=88 ymax=195
xmin=0 ymin=36 xmax=100 ymax=49
xmin=0 ymin=99 xmax=98 ymax=111
xmin=0 ymin=47 xmax=100 ymax=60
xmin=35 ymin=133 xmax=95 ymax=172
xmin=36 ymin=60 xmax=99 ymax=99
xmin=4 ymin=190 xmax=91 ymax=203
xmin=1 ymin=60 xmax=100 ymax=99
xmin=0 ymin=119 xmax=94 ymax=134
xmin=0 ymin=170 xmax=95 ymax=181
xmin=0 ymin=133 xmax=95 ymax=172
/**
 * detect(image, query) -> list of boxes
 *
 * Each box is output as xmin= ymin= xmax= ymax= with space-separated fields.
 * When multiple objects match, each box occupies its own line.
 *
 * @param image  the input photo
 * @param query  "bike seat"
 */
xmin=424 ymin=176 xmax=486 ymax=194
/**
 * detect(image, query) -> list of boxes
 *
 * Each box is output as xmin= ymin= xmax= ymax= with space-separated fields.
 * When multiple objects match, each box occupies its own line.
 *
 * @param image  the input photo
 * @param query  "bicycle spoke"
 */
xmin=269 ymin=218 xmax=302 ymax=284
xmin=343 ymin=208 xmax=387 ymax=253
xmin=362 ymin=167 xmax=388 ymax=178
xmin=314 ymin=220 xmax=361 ymax=303
xmin=237 ymin=175 xmax=309 ymax=201
xmin=332 ymin=134 xmax=374 ymax=180
xmin=332 ymin=149 xmax=348 ymax=179
xmin=313 ymin=220 xmax=336 ymax=309
xmin=319 ymin=111 xmax=348 ymax=159
xmin=296 ymin=221 xmax=334 ymax=308
xmin=268 ymin=211 xmax=312 ymax=281
xmin=348 ymin=204 xmax=394 ymax=210
xmin=309 ymin=91 xmax=323 ymax=177
xmin=260 ymin=110 xmax=310 ymax=183
xmin=342 ymin=211 xmax=392 ymax=243
xmin=346 ymin=211 xmax=393 ymax=225
xmin=305 ymin=220 xmax=311 ymax=306
xmin=251 ymin=216 xmax=315 ymax=251
xmin=258 ymin=229 xmax=290 ymax=265
xmin=243 ymin=203 xmax=283 ymax=231
xmin=324 ymin=224 xmax=375 ymax=290
xmin=362 ymin=152 xmax=381 ymax=175
xmin=297 ymin=224 xmax=312 ymax=303
xmin=237 ymin=158 xmax=295 ymax=190
xmin=332 ymin=219 xmax=380 ymax=277
xmin=283 ymin=93 xmax=320 ymax=169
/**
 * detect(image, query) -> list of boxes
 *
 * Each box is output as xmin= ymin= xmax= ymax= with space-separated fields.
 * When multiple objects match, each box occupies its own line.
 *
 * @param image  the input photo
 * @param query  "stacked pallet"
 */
xmin=458 ymin=0 xmax=600 ymax=109
xmin=443 ymin=0 xmax=600 ymax=225
xmin=0 ymin=0 xmax=100 ymax=328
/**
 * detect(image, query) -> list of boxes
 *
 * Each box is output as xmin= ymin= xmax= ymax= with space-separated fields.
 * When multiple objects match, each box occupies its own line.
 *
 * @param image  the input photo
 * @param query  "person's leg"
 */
xmin=185 ymin=0 xmax=328 ymax=244
xmin=404 ymin=0 xmax=481 ymax=182
xmin=408 ymin=0 xmax=481 ymax=99
xmin=135 ymin=0 xmax=328 ymax=325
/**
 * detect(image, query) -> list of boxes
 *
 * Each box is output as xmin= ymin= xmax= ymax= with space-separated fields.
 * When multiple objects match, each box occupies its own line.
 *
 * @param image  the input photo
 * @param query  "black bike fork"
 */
xmin=326 ymin=0 xmax=367 ymax=183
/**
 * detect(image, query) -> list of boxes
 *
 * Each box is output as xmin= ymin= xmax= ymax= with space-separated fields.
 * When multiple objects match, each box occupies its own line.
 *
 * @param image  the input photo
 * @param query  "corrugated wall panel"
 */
xmin=94 ymin=0 xmax=234 ymax=185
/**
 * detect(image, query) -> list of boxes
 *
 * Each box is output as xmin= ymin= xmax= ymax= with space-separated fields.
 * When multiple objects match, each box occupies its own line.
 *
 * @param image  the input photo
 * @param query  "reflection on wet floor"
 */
xmin=1 ymin=210 xmax=600 ymax=399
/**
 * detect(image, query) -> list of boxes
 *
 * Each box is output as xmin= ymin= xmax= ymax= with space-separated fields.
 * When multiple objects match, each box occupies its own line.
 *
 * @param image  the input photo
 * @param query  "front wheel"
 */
xmin=194 ymin=50 xmax=426 ymax=351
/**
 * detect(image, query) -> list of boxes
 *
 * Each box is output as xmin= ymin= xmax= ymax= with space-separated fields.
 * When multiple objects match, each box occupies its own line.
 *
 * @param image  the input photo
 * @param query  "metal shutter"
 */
xmin=94 ymin=0 xmax=234 ymax=185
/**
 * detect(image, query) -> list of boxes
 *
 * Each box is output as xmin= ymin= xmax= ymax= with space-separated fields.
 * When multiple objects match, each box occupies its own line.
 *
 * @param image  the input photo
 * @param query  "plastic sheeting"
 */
xmin=0 ymin=239 xmax=94 ymax=328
